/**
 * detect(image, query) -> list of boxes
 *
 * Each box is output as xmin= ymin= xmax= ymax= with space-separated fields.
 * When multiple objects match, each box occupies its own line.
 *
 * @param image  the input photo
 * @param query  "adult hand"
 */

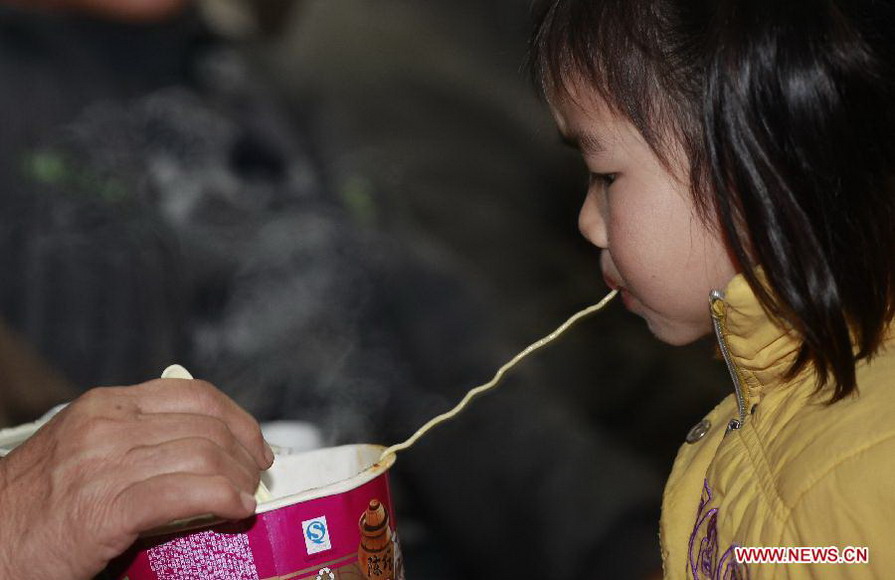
xmin=0 ymin=378 xmax=273 ymax=579
xmin=0 ymin=0 xmax=189 ymax=22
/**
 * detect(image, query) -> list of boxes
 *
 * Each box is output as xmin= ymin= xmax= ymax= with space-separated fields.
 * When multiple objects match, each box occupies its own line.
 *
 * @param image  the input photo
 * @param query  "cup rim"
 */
xmin=254 ymin=443 xmax=395 ymax=515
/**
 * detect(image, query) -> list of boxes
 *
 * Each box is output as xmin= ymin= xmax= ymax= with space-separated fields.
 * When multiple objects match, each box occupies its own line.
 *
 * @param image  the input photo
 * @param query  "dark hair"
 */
xmin=530 ymin=0 xmax=895 ymax=401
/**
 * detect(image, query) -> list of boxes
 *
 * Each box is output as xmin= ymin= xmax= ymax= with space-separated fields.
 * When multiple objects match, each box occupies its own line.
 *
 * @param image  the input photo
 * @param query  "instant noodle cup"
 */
xmin=108 ymin=444 xmax=404 ymax=580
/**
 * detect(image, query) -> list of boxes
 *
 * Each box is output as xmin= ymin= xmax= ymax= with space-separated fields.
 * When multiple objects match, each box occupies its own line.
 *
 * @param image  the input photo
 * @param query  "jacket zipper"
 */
xmin=710 ymin=290 xmax=746 ymax=430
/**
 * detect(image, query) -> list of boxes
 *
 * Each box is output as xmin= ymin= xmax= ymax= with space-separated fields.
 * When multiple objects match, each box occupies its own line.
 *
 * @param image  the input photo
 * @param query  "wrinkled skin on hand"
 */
xmin=0 ymin=0 xmax=188 ymax=21
xmin=0 ymin=379 xmax=273 ymax=579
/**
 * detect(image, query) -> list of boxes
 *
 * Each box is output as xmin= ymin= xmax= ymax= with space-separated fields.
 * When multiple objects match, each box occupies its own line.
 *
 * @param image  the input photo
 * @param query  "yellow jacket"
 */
xmin=660 ymin=274 xmax=895 ymax=579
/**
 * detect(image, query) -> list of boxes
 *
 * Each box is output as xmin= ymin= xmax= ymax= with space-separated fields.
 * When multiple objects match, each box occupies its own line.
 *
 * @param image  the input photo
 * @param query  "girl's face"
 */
xmin=552 ymin=93 xmax=738 ymax=345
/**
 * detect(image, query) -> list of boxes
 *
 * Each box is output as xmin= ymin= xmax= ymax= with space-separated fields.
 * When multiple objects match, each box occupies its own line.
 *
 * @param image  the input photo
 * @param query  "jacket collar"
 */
xmin=710 ymin=273 xmax=801 ymax=421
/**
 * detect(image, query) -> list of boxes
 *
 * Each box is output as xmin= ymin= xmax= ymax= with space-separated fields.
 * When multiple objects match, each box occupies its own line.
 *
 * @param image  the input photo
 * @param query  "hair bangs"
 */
xmin=529 ymin=0 xmax=710 ymax=207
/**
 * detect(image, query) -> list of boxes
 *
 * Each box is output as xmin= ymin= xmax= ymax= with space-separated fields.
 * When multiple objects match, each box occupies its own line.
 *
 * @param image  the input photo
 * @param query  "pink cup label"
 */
xmin=111 ymin=473 xmax=404 ymax=580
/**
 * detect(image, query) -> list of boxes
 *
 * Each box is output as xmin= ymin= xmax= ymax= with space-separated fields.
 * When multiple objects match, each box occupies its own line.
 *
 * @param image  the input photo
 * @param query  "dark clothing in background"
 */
xmin=0 ymin=7 xmax=407 ymax=439
xmin=0 ymin=4 xmax=728 ymax=578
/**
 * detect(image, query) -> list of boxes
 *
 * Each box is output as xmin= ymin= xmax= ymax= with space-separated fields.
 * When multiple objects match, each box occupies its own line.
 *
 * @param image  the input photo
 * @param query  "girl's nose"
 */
xmin=578 ymin=192 xmax=608 ymax=249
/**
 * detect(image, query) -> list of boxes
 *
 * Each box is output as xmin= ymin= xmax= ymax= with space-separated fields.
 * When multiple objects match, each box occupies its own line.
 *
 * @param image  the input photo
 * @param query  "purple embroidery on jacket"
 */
xmin=688 ymin=479 xmax=749 ymax=579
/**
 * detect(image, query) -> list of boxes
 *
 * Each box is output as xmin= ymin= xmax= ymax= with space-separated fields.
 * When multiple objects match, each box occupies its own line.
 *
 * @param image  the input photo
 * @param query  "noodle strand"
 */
xmin=379 ymin=289 xmax=618 ymax=462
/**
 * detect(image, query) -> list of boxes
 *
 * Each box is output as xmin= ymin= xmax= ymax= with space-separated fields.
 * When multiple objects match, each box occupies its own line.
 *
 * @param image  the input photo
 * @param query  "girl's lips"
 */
xmin=604 ymin=275 xmax=637 ymax=310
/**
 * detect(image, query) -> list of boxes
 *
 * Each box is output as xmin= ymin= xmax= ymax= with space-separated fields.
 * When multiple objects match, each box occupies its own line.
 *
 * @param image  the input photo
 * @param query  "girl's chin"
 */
xmin=642 ymin=314 xmax=711 ymax=346
xmin=619 ymin=292 xmax=712 ymax=345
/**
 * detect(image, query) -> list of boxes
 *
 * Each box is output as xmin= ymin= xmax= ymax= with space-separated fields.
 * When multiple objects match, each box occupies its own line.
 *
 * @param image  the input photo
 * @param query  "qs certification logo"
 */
xmin=301 ymin=516 xmax=332 ymax=555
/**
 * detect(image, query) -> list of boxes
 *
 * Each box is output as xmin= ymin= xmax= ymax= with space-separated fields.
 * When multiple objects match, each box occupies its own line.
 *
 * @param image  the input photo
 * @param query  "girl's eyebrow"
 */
xmin=558 ymin=129 xmax=606 ymax=155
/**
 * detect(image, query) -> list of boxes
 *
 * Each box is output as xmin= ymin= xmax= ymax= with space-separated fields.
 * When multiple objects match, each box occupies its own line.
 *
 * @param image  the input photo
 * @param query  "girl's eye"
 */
xmin=588 ymin=172 xmax=617 ymax=188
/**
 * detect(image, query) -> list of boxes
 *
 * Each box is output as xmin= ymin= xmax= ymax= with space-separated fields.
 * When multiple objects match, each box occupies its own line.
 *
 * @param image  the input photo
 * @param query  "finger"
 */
xmin=120 ymin=437 xmax=261 ymax=496
xmin=124 ymin=413 xmax=260 ymax=475
xmin=117 ymin=380 xmax=271 ymax=469
xmin=116 ymin=473 xmax=256 ymax=536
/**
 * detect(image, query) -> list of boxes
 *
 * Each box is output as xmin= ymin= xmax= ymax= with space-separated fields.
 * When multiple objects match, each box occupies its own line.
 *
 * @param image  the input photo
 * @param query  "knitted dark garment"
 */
xmin=0 ymin=6 xmax=424 ymax=443
xmin=0 ymin=7 xmax=206 ymax=388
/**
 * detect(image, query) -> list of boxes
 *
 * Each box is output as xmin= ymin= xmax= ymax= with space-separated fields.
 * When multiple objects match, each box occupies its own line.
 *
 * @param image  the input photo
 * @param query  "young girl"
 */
xmin=531 ymin=0 xmax=895 ymax=577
